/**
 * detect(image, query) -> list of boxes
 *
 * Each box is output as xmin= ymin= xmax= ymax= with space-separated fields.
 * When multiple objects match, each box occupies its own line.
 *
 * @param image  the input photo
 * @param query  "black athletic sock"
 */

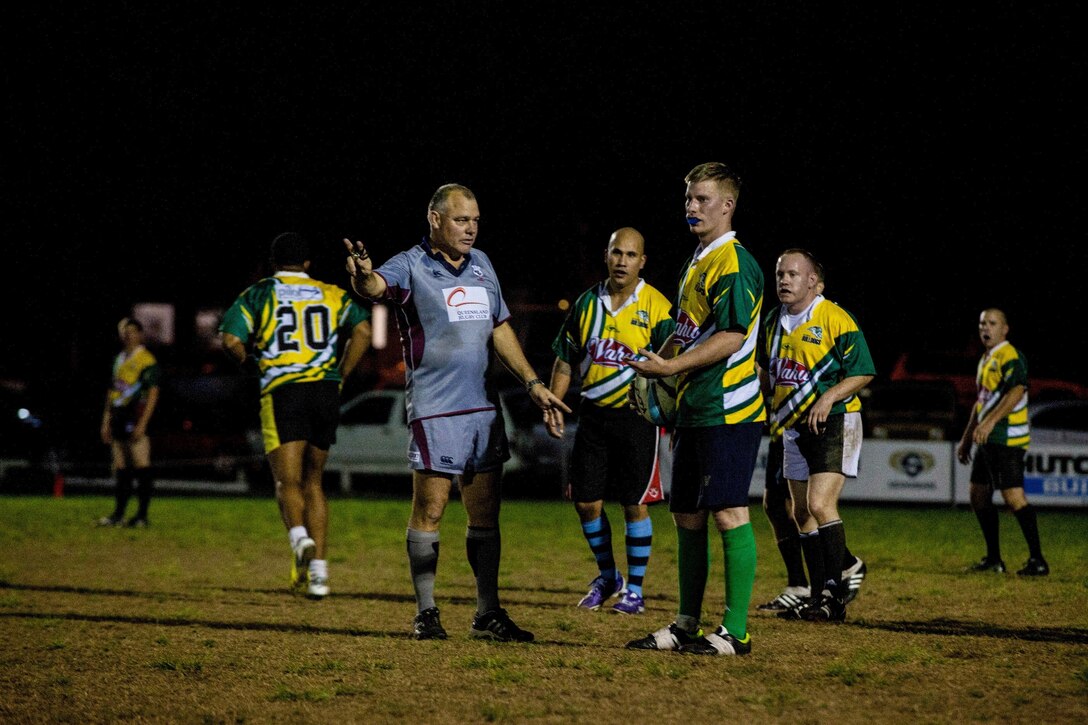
xmin=843 ymin=546 xmax=858 ymax=570
xmin=113 ymin=469 xmax=135 ymax=519
xmin=777 ymin=533 xmax=808 ymax=588
xmin=799 ymin=530 xmax=823 ymax=600
xmin=1013 ymin=505 xmax=1044 ymax=560
xmin=974 ymin=506 xmax=1001 ymax=561
xmin=134 ymin=468 xmax=154 ymax=520
xmin=818 ymin=520 xmax=846 ymax=596
xmin=466 ymin=526 xmax=501 ymax=615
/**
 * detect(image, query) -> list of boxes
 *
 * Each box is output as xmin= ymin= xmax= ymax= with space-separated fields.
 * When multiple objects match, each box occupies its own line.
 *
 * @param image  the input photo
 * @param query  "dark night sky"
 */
xmin=7 ymin=4 xmax=1086 ymax=426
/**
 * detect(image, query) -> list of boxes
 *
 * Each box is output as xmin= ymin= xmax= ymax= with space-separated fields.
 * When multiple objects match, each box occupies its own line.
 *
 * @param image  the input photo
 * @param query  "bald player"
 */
xmin=545 ymin=227 xmax=675 ymax=616
xmin=957 ymin=308 xmax=1049 ymax=577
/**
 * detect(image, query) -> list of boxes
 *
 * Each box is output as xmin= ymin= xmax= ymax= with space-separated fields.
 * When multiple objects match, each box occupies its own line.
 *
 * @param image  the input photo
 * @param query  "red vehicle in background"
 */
xmin=888 ymin=350 xmax=1088 ymax=427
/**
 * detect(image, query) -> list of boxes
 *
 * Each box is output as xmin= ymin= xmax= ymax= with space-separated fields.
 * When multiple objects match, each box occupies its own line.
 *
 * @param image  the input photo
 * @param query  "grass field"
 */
xmin=1 ymin=493 xmax=1086 ymax=723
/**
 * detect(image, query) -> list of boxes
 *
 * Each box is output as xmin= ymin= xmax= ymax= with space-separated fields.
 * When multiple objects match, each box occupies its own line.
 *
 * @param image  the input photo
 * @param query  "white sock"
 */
xmin=309 ymin=559 xmax=328 ymax=579
xmin=288 ymin=526 xmax=309 ymax=549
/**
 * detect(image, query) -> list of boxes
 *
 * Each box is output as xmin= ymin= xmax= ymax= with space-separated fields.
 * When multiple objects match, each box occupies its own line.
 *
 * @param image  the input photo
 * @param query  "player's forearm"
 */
xmin=221 ymin=334 xmax=248 ymax=366
xmin=960 ymin=414 xmax=979 ymax=444
xmin=136 ymin=387 xmax=160 ymax=429
xmin=350 ymin=271 xmax=386 ymax=299
xmin=667 ymin=330 xmax=745 ymax=376
xmin=822 ymin=375 xmax=874 ymax=406
xmin=340 ymin=321 xmax=372 ymax=379
xmin=980 ymin=385 xmax=1026 ymax=430
xmin=492 ymin=322 xmax=542 ymax=386
xmin=548 ymin=358 xmax=572 ymax=401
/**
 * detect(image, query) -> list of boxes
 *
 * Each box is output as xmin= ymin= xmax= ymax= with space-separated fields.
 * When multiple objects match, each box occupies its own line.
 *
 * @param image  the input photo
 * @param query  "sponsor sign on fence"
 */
xmin=749 ymin=437 xmax=1088 ymax=507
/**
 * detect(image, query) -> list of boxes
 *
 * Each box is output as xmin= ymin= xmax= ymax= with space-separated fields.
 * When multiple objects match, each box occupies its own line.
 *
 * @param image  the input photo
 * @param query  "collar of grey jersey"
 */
xmin=419 ymin=236 xmax=473 ymax=277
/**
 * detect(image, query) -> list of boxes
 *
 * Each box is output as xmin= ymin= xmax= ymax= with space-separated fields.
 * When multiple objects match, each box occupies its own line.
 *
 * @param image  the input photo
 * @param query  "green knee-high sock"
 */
xmin=721 ymin=523 xmax=757 ymax=640
xmin=676 ymin=526 xmax=709 ymax=623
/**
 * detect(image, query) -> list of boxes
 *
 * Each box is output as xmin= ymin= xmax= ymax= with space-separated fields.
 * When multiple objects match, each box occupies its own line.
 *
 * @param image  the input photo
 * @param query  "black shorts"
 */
xmin=108 ymin=403 xmax=144 ymax=442
xmin=259 ymin=380 xmax=341 ymax=453
xmin=569 ymin=404 xmax=663 ymax=506
xmin=970 ymin=443 xmax=1026 ymax=491
xmin=670 ymin=422 xmax=763 ymax=513
xmin=763 ymin=436 xmax=790 ymax=507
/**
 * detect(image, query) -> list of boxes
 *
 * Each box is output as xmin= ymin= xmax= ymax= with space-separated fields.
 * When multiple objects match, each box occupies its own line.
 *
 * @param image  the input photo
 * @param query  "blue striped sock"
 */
xmin=581 ymin=514 xmax=616 ymax=582
xmin=624 ymin=517 xmax=653 ymax=596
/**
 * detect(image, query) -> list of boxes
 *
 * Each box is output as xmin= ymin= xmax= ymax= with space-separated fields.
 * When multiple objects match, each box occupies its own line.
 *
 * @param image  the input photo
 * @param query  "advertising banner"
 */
xmin=954 ymin=443 xmax=1088 ymax=507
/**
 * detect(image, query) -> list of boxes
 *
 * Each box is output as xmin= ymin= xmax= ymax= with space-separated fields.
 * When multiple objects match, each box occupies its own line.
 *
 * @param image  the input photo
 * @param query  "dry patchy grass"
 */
xmin=0 ymin=495 xmax=1085 ymax=723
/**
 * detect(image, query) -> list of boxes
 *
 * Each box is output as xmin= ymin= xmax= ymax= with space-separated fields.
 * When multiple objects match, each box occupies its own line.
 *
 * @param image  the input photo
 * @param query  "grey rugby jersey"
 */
xmin=373 ymin=238 xmax=511 ymax=422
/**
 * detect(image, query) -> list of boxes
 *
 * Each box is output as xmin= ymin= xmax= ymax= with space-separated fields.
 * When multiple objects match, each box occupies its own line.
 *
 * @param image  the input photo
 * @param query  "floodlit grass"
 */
xmin=0 ymin=493 xmax=1086 ymax=723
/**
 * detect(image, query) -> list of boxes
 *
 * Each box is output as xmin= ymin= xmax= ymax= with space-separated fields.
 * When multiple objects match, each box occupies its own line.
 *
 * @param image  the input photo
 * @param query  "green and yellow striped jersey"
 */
xmin=219 ymin=271 xmax=369 ymax=395
xmin=974 ymin=341 xmax=1029 ymax=448
xmin=760 ymin=296 xmax=876 ymax=437
xmin=669 ymin=234 xmax=766 ymax=427
xmin=552 ymin=280 xmax=674 ymax=409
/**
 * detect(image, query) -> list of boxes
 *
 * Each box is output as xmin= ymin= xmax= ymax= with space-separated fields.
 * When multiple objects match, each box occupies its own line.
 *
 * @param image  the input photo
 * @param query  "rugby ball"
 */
xmin=630 ymin=375 xmax=678 ymax=428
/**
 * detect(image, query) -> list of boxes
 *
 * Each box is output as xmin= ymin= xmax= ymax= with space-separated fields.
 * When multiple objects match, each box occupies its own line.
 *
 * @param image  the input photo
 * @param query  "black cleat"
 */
xmin=678 ymin=626 xmax=752 ymax=656
xmin=1016 ymin=557 xmax=1049 ymax=577
xmin=757 ymin=587 xmax=809 ymax=612
xmin=412 ymin=607 xmax=448 ymax=640
xmin=470 ymin=608 xmax=534 ymax=642
xmin=800 ymin=593 xmax=847 ymax=623
xmin=841 ymin=558 xmax=867 ymax=604
xmin=776 ymin=600 xmax=810 ymax=621
xmin=626 ymin=622 xmax=703 ymax=650
xmin=966 ymin=557 xmax=1007 ymax=574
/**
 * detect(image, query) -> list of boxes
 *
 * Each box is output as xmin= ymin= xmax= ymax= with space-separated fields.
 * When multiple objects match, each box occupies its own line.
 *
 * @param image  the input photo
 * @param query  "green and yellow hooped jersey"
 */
xmin=974 ymin=341 xmax=1029 ymax=448
xmin=552 ymin=280 xmax=675 ymax=409
xmin=761 ymin=296 xmax=876 ymax=437
xmin=669 ymin=234 xmax=766 ymax=427
xmin=219 ymin=271 xmax=369 ymax=395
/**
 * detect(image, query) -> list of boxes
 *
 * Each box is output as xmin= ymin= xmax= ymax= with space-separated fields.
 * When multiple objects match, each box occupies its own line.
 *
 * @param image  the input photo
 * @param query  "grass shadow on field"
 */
xmin=0 ymin=609 xmax=402 ymax=638
xmin=0 ymin=610 xmax=595 ymax=648
xmin=0 ymin=579 xmax=621 ymax=611
xmin=853 ymin=617 xmax=1088 ymax=644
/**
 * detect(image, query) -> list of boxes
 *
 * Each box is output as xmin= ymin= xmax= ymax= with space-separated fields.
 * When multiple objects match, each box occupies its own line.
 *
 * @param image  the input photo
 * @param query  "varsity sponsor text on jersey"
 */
xmin=553 ymin=279 xmax=674 ymax=410
xmin=671 ymin=233 xmax=766 ymax=427
xmin=760 ymin=295 xmax=875 ymax=436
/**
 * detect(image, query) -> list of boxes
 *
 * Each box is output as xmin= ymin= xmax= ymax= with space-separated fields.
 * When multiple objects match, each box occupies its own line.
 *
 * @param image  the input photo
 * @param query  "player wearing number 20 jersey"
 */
xmin=220 ymin=232 xmax=372 ymax=602
xmin=220 ymin=270 xmax=369 ymax=397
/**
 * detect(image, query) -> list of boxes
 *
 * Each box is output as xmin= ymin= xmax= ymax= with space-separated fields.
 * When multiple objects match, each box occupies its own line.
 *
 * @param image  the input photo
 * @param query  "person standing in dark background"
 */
xmin=545 ymin=226 xmax=674 ymax=616
xmin=96 ymin=317 xmax=160 ymax=528
xmin=220 ymin=232 xmax=372 ymax=600
xmin=957 ymin=308 xmax=1048 ymax=577
xmin=343 ymin=183 xmax=570 ymax=642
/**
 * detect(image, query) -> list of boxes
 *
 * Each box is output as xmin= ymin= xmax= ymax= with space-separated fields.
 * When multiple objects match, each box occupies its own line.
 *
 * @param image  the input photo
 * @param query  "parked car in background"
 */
xmin=498 ymin=386 xmax=578 ymax=497
xmin=148 ymin=374 xmax=267 ymax=487
xmin=889 ymin=350 xmax=1088 ymax=435
xmin=326 ymin=388 xmax=575 ymax=496
xmin=861 ymin=380 xmax=958 ymax=441
xmin=1028 ymin=400 xmax=1088 ymax=445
